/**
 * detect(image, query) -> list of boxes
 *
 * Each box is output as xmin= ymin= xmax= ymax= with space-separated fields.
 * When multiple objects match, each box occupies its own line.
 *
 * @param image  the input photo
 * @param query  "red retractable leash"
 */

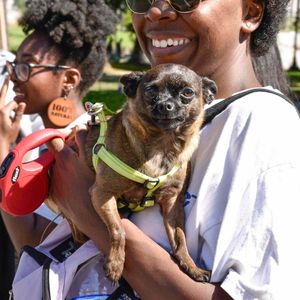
xmin=0 ymin=128 xmax=65 ymax=216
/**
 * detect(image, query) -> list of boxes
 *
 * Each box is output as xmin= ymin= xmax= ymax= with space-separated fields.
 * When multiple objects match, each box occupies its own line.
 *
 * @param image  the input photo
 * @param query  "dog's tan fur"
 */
xmin=64 ymin=64 xmax=216 ymax=283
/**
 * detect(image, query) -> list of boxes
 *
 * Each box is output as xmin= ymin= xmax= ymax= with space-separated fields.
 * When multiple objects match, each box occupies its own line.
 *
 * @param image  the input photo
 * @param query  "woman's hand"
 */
xmin=49 ymin=125 xmax=95 ymax=219
xmin=0 ymin=77 xmax=26 ymax=161
xmin=49 ymin=125 xmax=110 ymax=251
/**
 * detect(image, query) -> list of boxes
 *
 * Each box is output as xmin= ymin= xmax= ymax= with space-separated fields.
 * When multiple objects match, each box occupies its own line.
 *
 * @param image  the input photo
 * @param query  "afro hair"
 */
xmin=19 ymin=0 xmax=118 ymax=94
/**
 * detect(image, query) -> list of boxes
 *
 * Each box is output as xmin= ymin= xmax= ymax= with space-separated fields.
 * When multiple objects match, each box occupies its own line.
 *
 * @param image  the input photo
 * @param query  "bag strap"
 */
xmin=21 ymin=245 xmax=49 ymax=266
xmin=42 ymin=258 xmax=52 ymax=300
xmin=202 ymin=88 xmax=298 ymax=128
xmin=20 ymin=246 xmax=52 ymax=300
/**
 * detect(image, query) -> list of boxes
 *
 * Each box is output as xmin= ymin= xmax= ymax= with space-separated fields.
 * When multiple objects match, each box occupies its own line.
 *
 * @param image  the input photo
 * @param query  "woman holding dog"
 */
xmin=9 ymin=0 xmax=300 ymax=299
xmin=0 ymin=0 xmax=117 ymax=253
xmin=46 ymin=0 xmax=300 ymax=299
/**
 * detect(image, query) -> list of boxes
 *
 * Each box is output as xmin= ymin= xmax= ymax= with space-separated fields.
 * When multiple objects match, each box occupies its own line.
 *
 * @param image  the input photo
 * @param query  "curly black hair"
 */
xmin=19 ymin=0 xmax=118 ymax=94
xmin=252 ymin=0 xmax=290 ymax=56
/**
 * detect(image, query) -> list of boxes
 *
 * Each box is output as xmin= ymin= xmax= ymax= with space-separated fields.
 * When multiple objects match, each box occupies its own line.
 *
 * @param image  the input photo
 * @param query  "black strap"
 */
xmin=202 ymin=88 xmax=298 ymax=128
xmin=20 ymin=246 xmax=52 ymax=300
xmin=21 ymin=245 xmax=50 ymax=266
xmin=42 ymin=258 xmax=52 ymax=300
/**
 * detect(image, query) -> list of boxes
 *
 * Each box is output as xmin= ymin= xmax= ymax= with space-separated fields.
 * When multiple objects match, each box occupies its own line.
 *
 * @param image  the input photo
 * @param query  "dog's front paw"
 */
xmin=176 ymin=254 xmax=211 ymax=282
xmin=189 ymin=268 xmax=211 ymax=282
xmin=104 ymin=256 xmax=124 ymax=283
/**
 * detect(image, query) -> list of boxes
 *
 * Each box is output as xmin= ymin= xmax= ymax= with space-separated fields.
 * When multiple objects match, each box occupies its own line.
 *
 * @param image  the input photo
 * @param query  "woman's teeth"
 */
xmin=152 ymin=38 xmax=189 ymax=48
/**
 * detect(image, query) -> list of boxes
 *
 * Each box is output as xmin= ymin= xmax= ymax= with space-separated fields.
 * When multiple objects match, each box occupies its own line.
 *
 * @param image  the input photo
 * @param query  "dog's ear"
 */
xmin=120 ymin=71 xmax=145 ymax=98
xmin=202 ymin=77 xmax=217 ymax=105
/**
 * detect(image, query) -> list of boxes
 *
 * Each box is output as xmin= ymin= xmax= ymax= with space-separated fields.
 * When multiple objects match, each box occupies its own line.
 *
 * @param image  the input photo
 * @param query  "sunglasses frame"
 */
xmin=125 ymin=0 xmax=201 ymax=14
xmin=6 ymin=61 xmax=71 ymax=83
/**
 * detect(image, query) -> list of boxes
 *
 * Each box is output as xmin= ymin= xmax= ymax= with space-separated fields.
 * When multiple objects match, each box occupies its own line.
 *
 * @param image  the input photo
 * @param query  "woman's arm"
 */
xmin=50 ymin=126 xmax=232 ymax=300
xmin=0 ymin=79 xmax=53 ymax=254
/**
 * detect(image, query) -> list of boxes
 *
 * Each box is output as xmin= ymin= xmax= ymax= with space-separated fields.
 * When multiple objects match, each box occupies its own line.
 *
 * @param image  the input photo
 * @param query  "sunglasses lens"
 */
xmin=126 ymin=0 xmax=200 ymax=13
xmin=171 ymin=0 xmax=200 ymax=12
xmin=126 ymin=0 xmax=152 ymax=13
xmin=15 ymin=64 xmax=30 ymax=82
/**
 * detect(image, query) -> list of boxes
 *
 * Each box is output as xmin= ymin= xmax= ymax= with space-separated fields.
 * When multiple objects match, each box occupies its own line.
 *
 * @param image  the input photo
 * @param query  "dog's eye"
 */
xmin=180 ymin=87 xmax=195 ymax=103
xmin=144 ymin=86 xmax=158 ymax=102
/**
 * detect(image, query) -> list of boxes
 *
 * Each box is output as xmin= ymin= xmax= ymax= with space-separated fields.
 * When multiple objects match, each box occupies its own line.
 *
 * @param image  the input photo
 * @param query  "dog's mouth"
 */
xmin=152 ymin=115 xmax=185 ymax=129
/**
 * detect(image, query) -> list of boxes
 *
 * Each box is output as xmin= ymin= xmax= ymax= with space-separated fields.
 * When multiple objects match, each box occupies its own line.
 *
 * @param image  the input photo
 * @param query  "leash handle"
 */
xmin=0 ymin=128 xmax=65 ymax=216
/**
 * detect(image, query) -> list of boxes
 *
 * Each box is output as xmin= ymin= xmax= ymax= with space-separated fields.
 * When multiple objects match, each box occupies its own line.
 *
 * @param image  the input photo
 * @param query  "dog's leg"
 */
xmin=160 ymin=189 xmax=211 ymax=282
xmin=89 ymin=183 xmax=125 ymax=283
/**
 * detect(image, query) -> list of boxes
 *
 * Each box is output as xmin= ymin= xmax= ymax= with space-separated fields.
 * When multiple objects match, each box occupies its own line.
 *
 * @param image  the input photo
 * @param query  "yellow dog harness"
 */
xmin=86 ymin=102 xmax=181 ymax=212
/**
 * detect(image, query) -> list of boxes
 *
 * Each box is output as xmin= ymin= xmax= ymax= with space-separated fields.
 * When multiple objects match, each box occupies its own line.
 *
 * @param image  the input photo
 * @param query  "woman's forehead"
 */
xmin=17 ymin=32 xmax=60 ymax=63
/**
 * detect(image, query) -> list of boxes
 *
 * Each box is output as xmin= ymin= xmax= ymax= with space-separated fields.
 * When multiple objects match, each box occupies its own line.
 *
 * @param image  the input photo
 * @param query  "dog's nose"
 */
xmin=157 ymin=101 xmax=175 ymax=113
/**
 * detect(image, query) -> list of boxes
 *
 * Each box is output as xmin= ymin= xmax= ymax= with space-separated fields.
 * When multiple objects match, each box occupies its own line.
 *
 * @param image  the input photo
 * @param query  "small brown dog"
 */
xmin=70 ymin=63 xmax=216 ymax=283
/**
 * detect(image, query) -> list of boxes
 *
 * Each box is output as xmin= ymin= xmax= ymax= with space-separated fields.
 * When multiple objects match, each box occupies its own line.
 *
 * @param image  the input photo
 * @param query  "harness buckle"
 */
xmin=85 ymin=102 xmax=104 ymax=116
xmin=85 ymin=102 xmax=104 ymax=125
xmin=143 ymin=179 xmax=160 ymax=190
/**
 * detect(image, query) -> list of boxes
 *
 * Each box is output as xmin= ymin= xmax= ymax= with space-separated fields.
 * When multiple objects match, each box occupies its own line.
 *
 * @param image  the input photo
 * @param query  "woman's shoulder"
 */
xmin=206 ymin=87 xmax=299 ymax=131
xmin=226 ymin=87 xmax=298 ymax=118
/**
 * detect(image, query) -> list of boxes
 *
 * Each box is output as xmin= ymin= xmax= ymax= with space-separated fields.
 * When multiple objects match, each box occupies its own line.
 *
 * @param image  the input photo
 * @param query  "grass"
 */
xmin=83 ymin=90 xmax=126 ymax=112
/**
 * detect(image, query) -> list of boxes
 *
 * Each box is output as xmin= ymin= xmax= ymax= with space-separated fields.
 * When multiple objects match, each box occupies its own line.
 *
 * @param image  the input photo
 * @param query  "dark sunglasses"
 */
xmin=126 ymin=0 xmax=201 ymax=14
xmin=6 ymin=61 xmax=71 ymax=83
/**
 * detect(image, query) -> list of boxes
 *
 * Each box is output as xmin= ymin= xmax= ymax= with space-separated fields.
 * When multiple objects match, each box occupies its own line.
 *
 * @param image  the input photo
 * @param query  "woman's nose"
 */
xmin=145 ymin=0 xmax=177 ymax=22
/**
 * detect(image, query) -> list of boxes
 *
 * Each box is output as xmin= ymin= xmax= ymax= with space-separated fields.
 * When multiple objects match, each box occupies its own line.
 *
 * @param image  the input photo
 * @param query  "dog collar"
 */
xmin=86 ymin=102 xmax=181 ymax=212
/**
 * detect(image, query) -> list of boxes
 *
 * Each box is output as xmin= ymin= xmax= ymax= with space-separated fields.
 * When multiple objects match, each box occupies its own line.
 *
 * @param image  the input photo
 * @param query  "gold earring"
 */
xmin=47 ymin=87 xmax=77 ymax=127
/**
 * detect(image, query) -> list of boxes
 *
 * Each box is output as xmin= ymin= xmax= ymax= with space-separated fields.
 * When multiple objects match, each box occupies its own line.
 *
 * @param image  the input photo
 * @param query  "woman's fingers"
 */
xmin=0 ymin=101 xmax=25 ymax=146
xmin=0 ymin=76 xmax=10 ymax=108
xmin=12 ymin=102 xmax=26 ymax=126
xmin=74 ymin=124 xmax=89 ymax=160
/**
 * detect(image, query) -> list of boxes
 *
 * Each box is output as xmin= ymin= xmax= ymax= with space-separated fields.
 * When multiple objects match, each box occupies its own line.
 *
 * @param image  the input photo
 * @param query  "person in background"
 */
xmin=47 ymin=0 xmax=300 ymax=299
xmin=0 ymin=0 xmax=118 ymax=254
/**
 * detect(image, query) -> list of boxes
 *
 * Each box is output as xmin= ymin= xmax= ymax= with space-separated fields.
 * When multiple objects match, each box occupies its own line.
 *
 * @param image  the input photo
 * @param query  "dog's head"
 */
xmin=120 ymin=64 xmax=217 ymax=130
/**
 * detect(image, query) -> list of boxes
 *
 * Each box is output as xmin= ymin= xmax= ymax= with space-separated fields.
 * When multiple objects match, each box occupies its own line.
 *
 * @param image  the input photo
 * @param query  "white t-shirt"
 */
xmin=131 ymin=87 xmax=300 ymax=299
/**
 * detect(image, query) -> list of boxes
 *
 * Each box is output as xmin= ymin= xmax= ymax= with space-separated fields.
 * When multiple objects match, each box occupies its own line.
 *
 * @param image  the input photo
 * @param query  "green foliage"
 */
xmin=110 ymin=62 xmax=149 ymax=71
xmin=83 ymin=90 xmax=126 ymax=112
xmin=13 ymin=0 xmax=26 ymax=12
xmin=7 ymin=24 xmax=26 ymax=53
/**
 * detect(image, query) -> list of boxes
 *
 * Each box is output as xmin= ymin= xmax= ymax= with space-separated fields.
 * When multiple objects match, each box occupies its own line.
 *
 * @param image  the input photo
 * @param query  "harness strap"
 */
xmin=202 ymin=88 xmax=298 ymax=128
